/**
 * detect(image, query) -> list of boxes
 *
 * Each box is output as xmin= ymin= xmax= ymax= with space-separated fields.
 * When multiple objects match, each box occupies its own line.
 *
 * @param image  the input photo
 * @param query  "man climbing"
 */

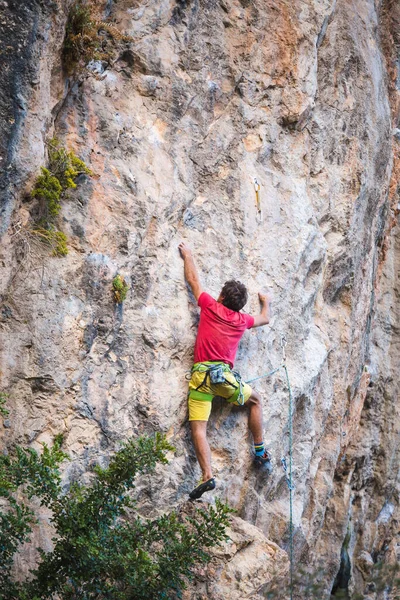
xmin=179 ymin=242 xmax=272 ymax=500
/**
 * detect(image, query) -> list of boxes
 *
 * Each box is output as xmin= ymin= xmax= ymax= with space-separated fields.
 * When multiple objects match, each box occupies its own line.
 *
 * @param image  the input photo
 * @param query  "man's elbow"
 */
xmin=252 ymin=316 xmax=269 ymax=328
xmin=187 ymin=278 xmax=201 ymax=292
xmin=185 ymin=279 xmax=203 ymax=301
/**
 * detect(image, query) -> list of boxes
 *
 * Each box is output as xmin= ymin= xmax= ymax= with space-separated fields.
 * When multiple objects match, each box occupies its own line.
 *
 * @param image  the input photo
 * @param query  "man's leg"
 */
xmin=221 ymin=374 xmax=268 ymax=460
xmin=187 ymin=392 xmax=215 ymax=498
xmin=245 ymin=390 xmax=270 ymax=462
xmin=246 ymin=390 xmax=263 ymax=443
xmin=190 ymin=420 xmax=213 ymax=482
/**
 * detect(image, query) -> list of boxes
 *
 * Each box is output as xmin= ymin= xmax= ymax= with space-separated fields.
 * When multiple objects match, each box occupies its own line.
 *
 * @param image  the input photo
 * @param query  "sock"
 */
xmin=254 ymin=441 xmax=265 ymax=456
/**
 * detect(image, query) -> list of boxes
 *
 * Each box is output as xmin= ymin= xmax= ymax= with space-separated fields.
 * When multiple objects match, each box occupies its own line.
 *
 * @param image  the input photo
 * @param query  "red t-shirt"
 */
xmin=194 ymin=292 xmax=254 ymax=368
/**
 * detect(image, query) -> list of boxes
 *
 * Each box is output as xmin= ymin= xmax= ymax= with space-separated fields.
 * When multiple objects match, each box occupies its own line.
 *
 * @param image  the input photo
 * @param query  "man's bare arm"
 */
xmin=178 ymin=242 xmax=204 ymax=301
xmin=252 ymin=292 xmax=271 ymax=327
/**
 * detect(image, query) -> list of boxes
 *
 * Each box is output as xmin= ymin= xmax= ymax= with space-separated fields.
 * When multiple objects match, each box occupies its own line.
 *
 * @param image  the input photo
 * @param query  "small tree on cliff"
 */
xmin=0 ymin=409 xmax=232 ymax=600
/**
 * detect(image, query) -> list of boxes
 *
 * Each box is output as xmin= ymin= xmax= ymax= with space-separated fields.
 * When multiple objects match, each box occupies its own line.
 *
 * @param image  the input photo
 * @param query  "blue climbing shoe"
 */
xmin=189 ymin=478 xmax=216 ymax=500
xmin=254 ymin=450 xmax=272 ymax=466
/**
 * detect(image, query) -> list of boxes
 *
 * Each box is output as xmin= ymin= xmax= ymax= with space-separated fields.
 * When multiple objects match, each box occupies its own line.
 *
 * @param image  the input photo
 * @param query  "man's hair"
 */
xmin=220 ymin=280 xmax=248 ymax=312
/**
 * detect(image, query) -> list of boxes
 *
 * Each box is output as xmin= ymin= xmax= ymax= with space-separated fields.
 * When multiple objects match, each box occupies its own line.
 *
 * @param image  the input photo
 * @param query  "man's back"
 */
xmin=194 ymin=292 xmax=254 ymax=368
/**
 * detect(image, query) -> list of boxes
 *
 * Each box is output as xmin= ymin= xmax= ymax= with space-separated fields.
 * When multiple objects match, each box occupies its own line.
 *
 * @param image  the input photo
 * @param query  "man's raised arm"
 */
xmin=178 ymin=242 xmax=204 ymax=301
xmin=252 ymin=292 xmax=271 ymax=327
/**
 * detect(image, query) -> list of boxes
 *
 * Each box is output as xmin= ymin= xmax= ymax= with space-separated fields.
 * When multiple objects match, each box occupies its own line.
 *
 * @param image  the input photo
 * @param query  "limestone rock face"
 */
xmin=0 ymin=0 xmax=399 ymax=597
xmin=181 ymin=506 xmax=289 ymax=600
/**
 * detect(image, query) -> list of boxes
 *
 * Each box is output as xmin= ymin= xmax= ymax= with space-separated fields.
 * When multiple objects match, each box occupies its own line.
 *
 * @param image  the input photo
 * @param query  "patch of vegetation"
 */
xmin=0 ymin=393 xmax=8 ymax=417
xmin=63 ymin=0 xmax=132 ymax=74
xmin=48 ymin=137 xmax=92 ymax=190
xmin=31 ymin=168 xmax=62 ymax=217
xmin=29 ymin=138 xmax=92 ymax=257
xmin=113 ymin=274 xmax=129 ymax=303
xmin=32 ymin=138 xmax=92 ymax=221
xmin=29 ymin=226 xmax=69 ymax=257
xmin=0 ymin=413 xmax=233 ymax=600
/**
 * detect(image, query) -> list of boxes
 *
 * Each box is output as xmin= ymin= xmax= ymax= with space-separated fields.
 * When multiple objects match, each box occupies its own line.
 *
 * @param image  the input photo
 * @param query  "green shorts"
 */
xmin=188 ymin=361 xmax=252 ymax=421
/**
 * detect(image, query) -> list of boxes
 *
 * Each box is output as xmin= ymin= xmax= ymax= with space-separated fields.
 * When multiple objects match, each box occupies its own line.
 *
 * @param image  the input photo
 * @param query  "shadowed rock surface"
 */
xmin=0 ymin=0 xmax=399 ymax=597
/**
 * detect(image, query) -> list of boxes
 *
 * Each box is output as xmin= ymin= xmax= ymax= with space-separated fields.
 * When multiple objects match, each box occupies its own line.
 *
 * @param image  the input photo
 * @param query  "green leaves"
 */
xmin=0 ymin=432 xmax=232 ymax=600
xmin=29 ymin=227 xmax=68 ymax=257
xmin=32 ymin=138 xmax=92 ymax=219
xmin=112 ymin=274 xmax=129 ymax=303
xmin=30 ymin=138 xmax=92 ymax=257
xmin=47 ymin=139 xmax=92 ymax=193
xmin=0 ymin=436 xmax=67 ymax=597
xmin=0 ymin=436 xmax=66 ymax=502
xmin=0 ymin=393 xmax=8 ymax=418
xmin=31 ymin=167 xmax=62 ymax=216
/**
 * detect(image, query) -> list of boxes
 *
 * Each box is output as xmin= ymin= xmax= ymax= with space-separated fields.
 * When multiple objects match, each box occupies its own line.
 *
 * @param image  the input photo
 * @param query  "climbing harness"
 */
xmin=188 ymin=362 xmax=246 ymax=406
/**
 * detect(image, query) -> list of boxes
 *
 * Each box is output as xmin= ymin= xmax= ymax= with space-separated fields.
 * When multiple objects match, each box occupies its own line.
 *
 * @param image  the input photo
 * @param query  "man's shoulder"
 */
xmin=198 ymin=291 xmax=216 ymax=308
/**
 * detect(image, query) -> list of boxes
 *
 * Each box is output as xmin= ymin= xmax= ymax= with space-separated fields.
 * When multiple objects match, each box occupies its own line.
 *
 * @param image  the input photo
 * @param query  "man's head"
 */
xmin=218 ymin=280 xmax=248 ymax=312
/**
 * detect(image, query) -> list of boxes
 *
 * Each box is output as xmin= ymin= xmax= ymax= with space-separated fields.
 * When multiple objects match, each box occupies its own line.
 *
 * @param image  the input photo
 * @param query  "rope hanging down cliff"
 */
xmin=246 ymin=335 xmax=294 ymax=600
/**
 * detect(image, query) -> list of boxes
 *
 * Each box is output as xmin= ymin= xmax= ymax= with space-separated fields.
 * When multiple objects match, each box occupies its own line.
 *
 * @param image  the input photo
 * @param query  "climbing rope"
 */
xmin=246 ymin=363 xmax=284 ymax=384
xmin=246 ymin=335 xmax=294 ymax=600
xmin=281 ymin=336 xmax=294 ymax=600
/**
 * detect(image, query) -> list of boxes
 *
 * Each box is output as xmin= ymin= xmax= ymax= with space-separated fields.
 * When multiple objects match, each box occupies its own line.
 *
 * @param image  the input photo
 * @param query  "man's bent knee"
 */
xmin=246 ymin=390 xmax=261 ymax=406
xmin=190 ymin=420 xmax=208 ymax=435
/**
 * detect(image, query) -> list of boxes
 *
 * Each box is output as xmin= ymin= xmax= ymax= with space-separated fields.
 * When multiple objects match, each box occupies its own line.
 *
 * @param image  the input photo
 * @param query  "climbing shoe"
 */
xmin=254 ymin=450 xmax=272 ymax=466
xmin=189 ymin=478 xmax=216 ymax=500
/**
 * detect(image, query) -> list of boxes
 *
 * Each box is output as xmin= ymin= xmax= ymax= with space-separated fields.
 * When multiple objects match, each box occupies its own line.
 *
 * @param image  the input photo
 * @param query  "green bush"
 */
xmin=30 ymin=138 xmax=92 ymax=257
xmin=32 ymin=138 xmax=92 ymax=219
xmin=112 ymin=274 xmax=129 ymax=303
xmin=47 ymin=138 xmax=92 ymax=191
xmin=31 ymin=168 xmax=62 ymax=217
xmin=0 ymin=422 xmax=232 ymax=600
xmin=30 ymin=227 xmax=68 ymax=257
xmin=0 ymin=434 xmax=67 ymax=600
xmin=0 ymin=393 xmax=9 ymax=417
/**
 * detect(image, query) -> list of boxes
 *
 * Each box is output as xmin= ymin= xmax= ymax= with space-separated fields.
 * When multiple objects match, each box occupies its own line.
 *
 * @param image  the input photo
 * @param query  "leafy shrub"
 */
xmin=47 ymin=138 xmax=92 ymax=191
xmin=0 ymin=393 xmax=8 ymax=417
xmin=63 ymin=0 xmax=132 ymax=74
xmin=0 ymin=420 xmax=232 ymax=600
xmin=29 ymin=227 xmax=69 ymax=257
xmin=32 ymin=138 xmax=92 ymax=219
xmin=113 ymin=274 xmax=129 ymax=303
xmin=0 ymin=434 xmax=67 ymax=600
xmin=30 ymin=139 xmax=92 ymax=257
xmin=31 ymin=168 xmax=62 ymax=217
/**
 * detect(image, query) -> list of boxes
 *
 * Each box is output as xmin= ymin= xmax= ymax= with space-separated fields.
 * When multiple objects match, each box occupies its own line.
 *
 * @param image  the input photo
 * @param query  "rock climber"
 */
xmin=179 ymin=242 xmax=272 ymax=500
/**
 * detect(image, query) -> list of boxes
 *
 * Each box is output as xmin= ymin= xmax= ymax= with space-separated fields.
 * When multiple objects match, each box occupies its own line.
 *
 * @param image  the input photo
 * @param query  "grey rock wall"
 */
xmin=0 ymin=0 xmax=399 ymax=597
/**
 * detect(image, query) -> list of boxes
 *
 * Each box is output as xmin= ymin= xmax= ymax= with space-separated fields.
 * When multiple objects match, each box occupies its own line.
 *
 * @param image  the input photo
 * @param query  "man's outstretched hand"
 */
xmin=258 ymin=292 xmax=272 ymax=304
xmin=252 ymin=291 xmax=272 ymax=328
xmin=178 ymin=241 xmax=192 ymax=259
